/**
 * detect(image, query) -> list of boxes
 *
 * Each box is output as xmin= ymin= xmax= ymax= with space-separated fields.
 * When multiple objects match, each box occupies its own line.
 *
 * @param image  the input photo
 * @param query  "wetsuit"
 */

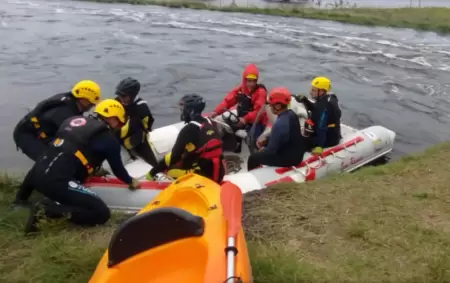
xmin=117 ymin=97 xmax=157 ymax=166
xmin=150 ymin=117 xmax=225 ymax=182
xmin=247 ymin=110 xmax=306 ymax=171
xmin=19 ymin=115 xmax=134 ymax=226
xmin=303 ymin=94 xmax=342 ymax=149
xmin=13 ymin=92 xmax=82 ymax=161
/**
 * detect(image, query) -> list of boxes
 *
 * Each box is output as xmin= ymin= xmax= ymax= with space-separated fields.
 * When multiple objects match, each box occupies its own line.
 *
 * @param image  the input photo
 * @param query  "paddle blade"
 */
xmin=220 ymin=181 xmax=243 ymax=238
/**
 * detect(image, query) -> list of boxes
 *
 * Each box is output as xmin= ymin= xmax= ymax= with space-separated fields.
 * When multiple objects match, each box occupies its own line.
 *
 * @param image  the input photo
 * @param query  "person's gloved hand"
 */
xmin=294 ymin=94 xmax=308 ymax=103
xmin=128 ymin=178 xmax=141 ymax=190
xmin=311 ymin=147 xmax=323 ymax=156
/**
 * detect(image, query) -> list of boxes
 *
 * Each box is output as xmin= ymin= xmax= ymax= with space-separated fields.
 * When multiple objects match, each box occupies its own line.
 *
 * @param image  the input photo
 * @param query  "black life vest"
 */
xmin=53 ymin=116 xmax=110 ymax=175
xmin=117 ymin=97 xmax=153 ymax=149
xmin=236 ymin=84 xmax=267 ymax=118
xmin=25 ymin=92 xmax=76 ymax=140
xmin=306 ymin=94 xmax=342 ymax=146
xmin=189 ymin=118 xmax=223 ymax=161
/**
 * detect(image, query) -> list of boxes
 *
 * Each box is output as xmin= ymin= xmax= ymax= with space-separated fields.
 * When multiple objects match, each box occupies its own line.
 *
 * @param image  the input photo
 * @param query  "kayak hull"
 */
xmin=89 ymin=174 xmax=252 ymax=283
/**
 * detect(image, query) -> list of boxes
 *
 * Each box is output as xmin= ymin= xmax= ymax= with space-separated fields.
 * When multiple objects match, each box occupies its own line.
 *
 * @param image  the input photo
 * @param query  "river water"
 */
xmin=1 ymin=0 xmax=450 ymax=172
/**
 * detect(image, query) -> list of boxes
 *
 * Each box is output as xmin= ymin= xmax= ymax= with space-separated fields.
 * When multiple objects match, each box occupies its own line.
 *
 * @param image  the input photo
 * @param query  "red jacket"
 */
xmin=214 ymin=64 xmax=268 ymax=125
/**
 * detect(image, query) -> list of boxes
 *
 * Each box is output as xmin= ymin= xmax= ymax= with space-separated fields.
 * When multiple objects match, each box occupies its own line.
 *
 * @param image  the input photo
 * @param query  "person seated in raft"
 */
xmin=247 ymin=87 xmax=306 ymax=171
xmin=22 ymin=99 xmax=141 ymax=234
xmin=114 ymin=77 xmax=158 ymax=167
xmin=12 ymin=80 xmax=102 ymax=207
xmin=294 ymin=76 xmax=342 ymax=156
xmin=210 ymin=63 xmax=268 ymax=153
xmin=146 ymin=94 xmax=225 ymax=183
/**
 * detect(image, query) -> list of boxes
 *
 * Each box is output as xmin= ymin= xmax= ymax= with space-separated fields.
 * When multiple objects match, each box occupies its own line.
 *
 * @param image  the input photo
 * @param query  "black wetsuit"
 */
xmin=150 ymin=116 xmax=225 ymax=182
xmin=13 ymin=92 xmax=82 ymax=161
xmin=19 ymin=116 xmax=133 ymax=226
xmin=303 ymin=94 xmax=342 ymax=149
xmin=118 ymin=97 xmax=157 ymax=166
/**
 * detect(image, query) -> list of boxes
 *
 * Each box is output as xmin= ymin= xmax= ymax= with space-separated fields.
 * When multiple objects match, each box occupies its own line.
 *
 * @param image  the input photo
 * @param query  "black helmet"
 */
xmin=179 ymin=94 xmax=206 ymax=123
xmin=115 ymin=77 xmax=141 ymax=100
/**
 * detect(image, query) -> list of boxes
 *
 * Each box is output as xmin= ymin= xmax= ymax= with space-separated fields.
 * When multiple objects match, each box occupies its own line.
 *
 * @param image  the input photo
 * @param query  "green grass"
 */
xmin=78 ymin=0 xmax=450 ymax=34
xmin=2 ymin=142 xmax=450 ymax=282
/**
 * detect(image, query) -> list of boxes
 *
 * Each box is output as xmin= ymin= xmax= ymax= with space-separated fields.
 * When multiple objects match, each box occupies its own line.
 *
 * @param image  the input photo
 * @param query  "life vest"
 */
xmin=236 ymin=84 xmax=267 ymax=118
xmin=189 ymin=118 xmax=223 ymax=161
xmin=117 ymin=97 xmax=153 ymax=150
xmin=305 ymin=94 xmax=342 ymax=145
xmin=25 ymin=93 xmax=76 ymax=140
xmin=53 ymin=116 xmax=110 ymax=175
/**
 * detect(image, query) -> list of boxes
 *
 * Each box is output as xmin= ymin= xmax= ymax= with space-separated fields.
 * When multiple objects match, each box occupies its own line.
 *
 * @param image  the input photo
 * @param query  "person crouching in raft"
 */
xmin=247 ymin=87 xmax=306 ymax=171
xmin=23 ymin=99 xmax=141 ymax=234
xmin=210 ymin=63 xmax=268 ymax=153
xmin=13 ymin=80 xmax=101 ymax=207
xmin=294 ymin=77 xmax=342 ymax=155
xmin=146 ymin=94 xmax=225 ymax=183
xmin=114 ymin=77 xmax=158 ymax=167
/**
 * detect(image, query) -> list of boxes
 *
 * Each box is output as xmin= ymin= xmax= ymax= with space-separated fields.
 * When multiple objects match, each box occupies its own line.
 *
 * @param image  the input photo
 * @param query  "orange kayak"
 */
xmin=89 ymin=173 xmax=252 ymax=283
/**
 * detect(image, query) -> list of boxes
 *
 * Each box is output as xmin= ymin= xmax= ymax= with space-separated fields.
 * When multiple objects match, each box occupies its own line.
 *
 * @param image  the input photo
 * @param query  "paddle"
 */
xmin=220 ymin=182 xmax=243 ymax=283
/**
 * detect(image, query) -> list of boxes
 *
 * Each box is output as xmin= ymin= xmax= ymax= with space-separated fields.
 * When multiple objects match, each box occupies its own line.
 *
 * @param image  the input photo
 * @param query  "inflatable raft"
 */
xmin=86 ymin=99 xmax=396 ymax=211
xmin=89 ymin=173 xmax=252 ymax=283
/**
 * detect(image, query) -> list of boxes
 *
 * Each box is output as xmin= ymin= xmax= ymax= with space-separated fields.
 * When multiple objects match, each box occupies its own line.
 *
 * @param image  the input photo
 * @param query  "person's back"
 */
xmin=247 ymin=87 xmax=306 ymax=171
xmin=13 ymin=80 xmax=101 ymax=162
xmin=276 ymin=110 xmax=305 ymax=162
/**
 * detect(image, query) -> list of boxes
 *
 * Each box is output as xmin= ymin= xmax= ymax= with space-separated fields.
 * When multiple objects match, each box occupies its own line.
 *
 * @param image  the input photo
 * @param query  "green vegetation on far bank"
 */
xmin=1 ymin=142 xmax=450 ymax=282
xmin=79 ymin=0 xmax=450 ymax=34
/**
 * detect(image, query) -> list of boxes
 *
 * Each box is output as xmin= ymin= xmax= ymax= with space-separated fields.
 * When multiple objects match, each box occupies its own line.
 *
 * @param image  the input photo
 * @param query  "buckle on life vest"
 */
xmin=74 ymin=150 xmax=94 ymax=174
xmin=30 ymin=117 xmax=48 ymax=139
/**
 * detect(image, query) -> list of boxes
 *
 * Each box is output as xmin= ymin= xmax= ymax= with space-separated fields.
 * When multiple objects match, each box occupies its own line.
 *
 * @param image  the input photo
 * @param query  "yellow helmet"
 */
xmin=71 ymin=80 xmax=101 ymax=105
xmin=94 ymin=99 xmax=126 ymax=123
xmin=311 ymin=77 xmax=331 ymax=92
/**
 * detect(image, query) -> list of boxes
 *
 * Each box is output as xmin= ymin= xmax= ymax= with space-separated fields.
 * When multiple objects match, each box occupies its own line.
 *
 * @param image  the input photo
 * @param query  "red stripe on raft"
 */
xmin=265 ymin=176 xmax=294 ymax=187
xmin=84 ymin=177 xmax=170 ymax=190
xmin=275 ymin=136 xmax=364 ymax=174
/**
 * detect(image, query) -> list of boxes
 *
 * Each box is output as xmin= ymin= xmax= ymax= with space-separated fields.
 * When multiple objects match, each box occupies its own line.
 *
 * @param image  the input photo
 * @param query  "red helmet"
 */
xmin=268 ymin=87 xmax=291 ymax=106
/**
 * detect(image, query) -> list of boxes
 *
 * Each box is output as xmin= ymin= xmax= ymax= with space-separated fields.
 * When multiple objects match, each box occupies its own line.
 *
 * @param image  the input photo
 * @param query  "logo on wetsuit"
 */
xmin=68 ymin=181 xmax=98 ymax=197
xmin=69 ymin=117 xmax=87 ymax=127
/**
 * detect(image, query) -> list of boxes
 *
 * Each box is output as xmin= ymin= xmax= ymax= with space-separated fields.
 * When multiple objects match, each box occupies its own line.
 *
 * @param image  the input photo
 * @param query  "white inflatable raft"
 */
xmin=86 ymin=99 xmax=396 ymax=211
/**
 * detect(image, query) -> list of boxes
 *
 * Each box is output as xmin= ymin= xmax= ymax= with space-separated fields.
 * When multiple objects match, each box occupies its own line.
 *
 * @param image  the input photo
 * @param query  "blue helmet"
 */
xmin=179 ymin=94 xmax=206 ymax=123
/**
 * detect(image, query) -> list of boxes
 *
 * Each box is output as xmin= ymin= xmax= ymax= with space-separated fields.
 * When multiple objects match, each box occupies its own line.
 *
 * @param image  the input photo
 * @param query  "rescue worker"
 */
xmin=211 ymin=63 xmax=268 ymax=152
xmin=23 ymin=99 xmax=141 ymax=234
xmin=115 ymin=77 xmax=157 ymax=166
xmin=147 ymin=94 xmax=225 ymax=183
xmin=294 ymin=77 xmax=342 ymax=155
xmin=13 ymin=80 xmax=101 ymax=162
xmin=247 ymin=87 xmax=306 ymax=171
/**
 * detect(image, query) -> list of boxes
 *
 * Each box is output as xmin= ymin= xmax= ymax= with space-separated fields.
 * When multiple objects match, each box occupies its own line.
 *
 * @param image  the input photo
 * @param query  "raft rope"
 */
xmin=222 ymin=276 xmax=243 ymax=283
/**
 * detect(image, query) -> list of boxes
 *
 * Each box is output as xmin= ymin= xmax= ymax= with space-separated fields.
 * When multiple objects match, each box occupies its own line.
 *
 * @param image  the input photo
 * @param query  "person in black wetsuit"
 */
xmin=22 ymin=99 xmax=141 ymax=234
xmin=115 ymin=77 xmax=158 ymax=166
xmin=13 ymin=80 xmax=101 ymax=162
xmin=247 ymin=87 xmax=306 ymax=171
xmin=294 ymin=77 xmax=342 ymax=155
xmin=146 ymin=94 xmax=225 ymax=183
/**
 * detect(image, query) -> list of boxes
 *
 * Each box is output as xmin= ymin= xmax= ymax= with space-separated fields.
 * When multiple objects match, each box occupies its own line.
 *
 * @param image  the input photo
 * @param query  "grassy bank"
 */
xmin=1 ymin=142 xmax=450 ymax=282
xmin=79 ymin=0 xmax=450 ymax=34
